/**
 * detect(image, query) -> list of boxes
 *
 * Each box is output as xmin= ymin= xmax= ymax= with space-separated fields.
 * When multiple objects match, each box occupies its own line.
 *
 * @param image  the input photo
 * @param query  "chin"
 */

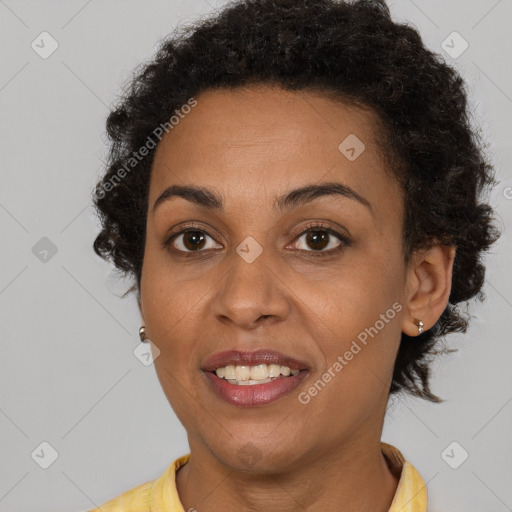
xmin=211 ymin=437 xmax=306 ymax=474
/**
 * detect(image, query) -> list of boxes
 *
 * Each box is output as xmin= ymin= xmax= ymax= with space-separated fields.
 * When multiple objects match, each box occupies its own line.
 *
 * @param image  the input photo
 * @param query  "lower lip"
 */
xmin=203 ymin=370 xmax=309 ymax=407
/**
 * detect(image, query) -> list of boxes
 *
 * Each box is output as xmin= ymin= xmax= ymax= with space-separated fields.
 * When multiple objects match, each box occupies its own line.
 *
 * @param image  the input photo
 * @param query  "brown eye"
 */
xmin=291 ymin=223 xmax=350 ymax=257
xmin=169 ymin=229 xmax=221 ymax=253
xmin=304 ymin=230 xmax=330 ymax=251
xmin=181 ymin=231 xmax=206 ymax=251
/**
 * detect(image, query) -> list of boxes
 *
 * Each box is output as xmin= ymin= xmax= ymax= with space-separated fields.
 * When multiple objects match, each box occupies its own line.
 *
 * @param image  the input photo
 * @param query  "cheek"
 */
xmin=142 ymin=236 xmax=194 ymax=308
xmin=140 ymin=249 xmax=202 ymax=364
xmin=300 ymin=243 xmax=404 ymax=386
xmin=142 ymin=258 xmax=206 ymax=417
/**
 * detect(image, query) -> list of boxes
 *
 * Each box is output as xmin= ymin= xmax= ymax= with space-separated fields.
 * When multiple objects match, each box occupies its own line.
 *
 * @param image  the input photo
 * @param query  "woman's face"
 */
xmin=140 ymin=85 xmax=412 ymax=471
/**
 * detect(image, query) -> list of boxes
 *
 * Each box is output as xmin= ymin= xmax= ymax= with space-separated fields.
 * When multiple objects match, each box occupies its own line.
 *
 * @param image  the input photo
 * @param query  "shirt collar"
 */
xmin=381 ymin=442 xmax=428 ymax=512
xmin=150 ymin=453 xmax=189 ymax=512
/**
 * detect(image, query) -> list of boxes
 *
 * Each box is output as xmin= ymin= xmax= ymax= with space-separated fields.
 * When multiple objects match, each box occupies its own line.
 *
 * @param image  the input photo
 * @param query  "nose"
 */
xmin=210 ymin=248 xmax=291 ymax=330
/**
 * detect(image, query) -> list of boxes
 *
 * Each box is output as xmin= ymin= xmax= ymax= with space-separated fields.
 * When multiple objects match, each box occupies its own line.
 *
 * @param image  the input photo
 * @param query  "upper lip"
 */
xmin=202 ymin=349 xmax=310 ymax=372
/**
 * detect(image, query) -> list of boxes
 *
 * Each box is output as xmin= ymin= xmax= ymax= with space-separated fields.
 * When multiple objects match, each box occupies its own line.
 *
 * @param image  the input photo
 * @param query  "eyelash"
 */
xmin=163 ymin=221 xmax=351 ymax=259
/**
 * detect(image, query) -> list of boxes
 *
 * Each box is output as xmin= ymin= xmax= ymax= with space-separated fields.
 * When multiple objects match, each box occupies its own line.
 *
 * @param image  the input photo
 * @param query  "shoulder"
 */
xmin=84 ymin=454 xmax=190 ymax=512
xmin=86 ymin=480 xmax=153 ymax=512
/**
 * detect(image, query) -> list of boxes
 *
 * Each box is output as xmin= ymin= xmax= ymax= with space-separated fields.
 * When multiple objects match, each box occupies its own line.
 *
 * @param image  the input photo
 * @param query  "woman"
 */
xmin=90 ymin=0 xmax=500 ymax=510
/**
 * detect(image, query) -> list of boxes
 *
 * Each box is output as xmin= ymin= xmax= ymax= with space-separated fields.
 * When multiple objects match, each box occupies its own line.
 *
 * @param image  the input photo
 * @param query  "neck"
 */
xmin=176 ymin=438 xmax=400 ymax=512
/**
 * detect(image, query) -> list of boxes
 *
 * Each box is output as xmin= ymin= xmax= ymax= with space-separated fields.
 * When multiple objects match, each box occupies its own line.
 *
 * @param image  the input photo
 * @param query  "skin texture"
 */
xmin=138 ymin=85 xmax=456 ymax=512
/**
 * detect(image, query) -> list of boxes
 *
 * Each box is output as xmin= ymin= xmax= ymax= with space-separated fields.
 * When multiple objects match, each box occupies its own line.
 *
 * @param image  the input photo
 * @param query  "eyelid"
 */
xmin=290 ymin=221 xmax=350 ymax=243
xmin=162 ymin=221 xmax=222 ymax=250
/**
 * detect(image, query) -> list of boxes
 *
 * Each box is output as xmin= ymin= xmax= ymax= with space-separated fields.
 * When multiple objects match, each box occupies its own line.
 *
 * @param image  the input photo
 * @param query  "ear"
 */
xmin=401 ymin=243 xmax=456 ymax=336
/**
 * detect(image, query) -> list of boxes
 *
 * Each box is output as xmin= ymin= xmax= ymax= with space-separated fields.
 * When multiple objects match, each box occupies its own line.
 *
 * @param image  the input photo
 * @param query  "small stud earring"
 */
xmin=416 ymin=320 xmax=424 ymax=334
xmin=139 ymin=326 xmax=147 ymax=342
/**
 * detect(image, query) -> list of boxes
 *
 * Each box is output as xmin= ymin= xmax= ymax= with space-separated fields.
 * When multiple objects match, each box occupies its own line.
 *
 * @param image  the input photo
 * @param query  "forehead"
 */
xmin=149 ymin=85 xmax=402 ymax=218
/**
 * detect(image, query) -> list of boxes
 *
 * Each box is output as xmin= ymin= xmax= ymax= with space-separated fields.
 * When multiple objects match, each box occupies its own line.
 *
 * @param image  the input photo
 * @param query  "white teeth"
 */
xmin=280 ymin=366 xmax=291 ymax=376
xmin=268 ymin=364 xmax=281 ymax=377
xmin=235 ymin=365 xmax=251 ymax=381
xmin=223 ymin=365 xmax=236 ymax=380
xmin=250 ymin=364 xmax=268 ymax=380
xmin=214 ymin=363 xmax=301 ymax=382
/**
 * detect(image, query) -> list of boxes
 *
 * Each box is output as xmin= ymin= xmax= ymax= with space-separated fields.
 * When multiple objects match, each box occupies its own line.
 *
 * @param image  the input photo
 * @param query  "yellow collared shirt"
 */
xmin=89 ymin=442 xmax=427 ymax=512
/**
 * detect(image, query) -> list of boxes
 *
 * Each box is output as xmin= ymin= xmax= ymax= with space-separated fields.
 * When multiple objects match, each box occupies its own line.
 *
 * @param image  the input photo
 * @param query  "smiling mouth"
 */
xmin=211 ymin=363 xmax=301 ymax=385
xmin=203 ymin=367 xmax=310 ymax=407
xmin=201 ymin=349 xmax=310 ymax=405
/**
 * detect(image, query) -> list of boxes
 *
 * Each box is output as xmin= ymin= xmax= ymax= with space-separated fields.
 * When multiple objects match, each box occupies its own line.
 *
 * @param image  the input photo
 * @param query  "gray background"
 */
xmin=0 ymin=1 xmax=511 ymax=511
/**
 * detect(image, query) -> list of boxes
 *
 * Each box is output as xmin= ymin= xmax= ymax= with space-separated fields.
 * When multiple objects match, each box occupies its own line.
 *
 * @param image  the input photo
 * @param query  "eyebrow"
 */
xmin=151 ymin=181 xmax=372 ymax=216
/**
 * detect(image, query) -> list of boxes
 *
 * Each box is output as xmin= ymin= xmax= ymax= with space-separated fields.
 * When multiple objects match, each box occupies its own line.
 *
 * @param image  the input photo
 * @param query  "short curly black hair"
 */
xmin=92 ymin=0 xmax=501 ymax=403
